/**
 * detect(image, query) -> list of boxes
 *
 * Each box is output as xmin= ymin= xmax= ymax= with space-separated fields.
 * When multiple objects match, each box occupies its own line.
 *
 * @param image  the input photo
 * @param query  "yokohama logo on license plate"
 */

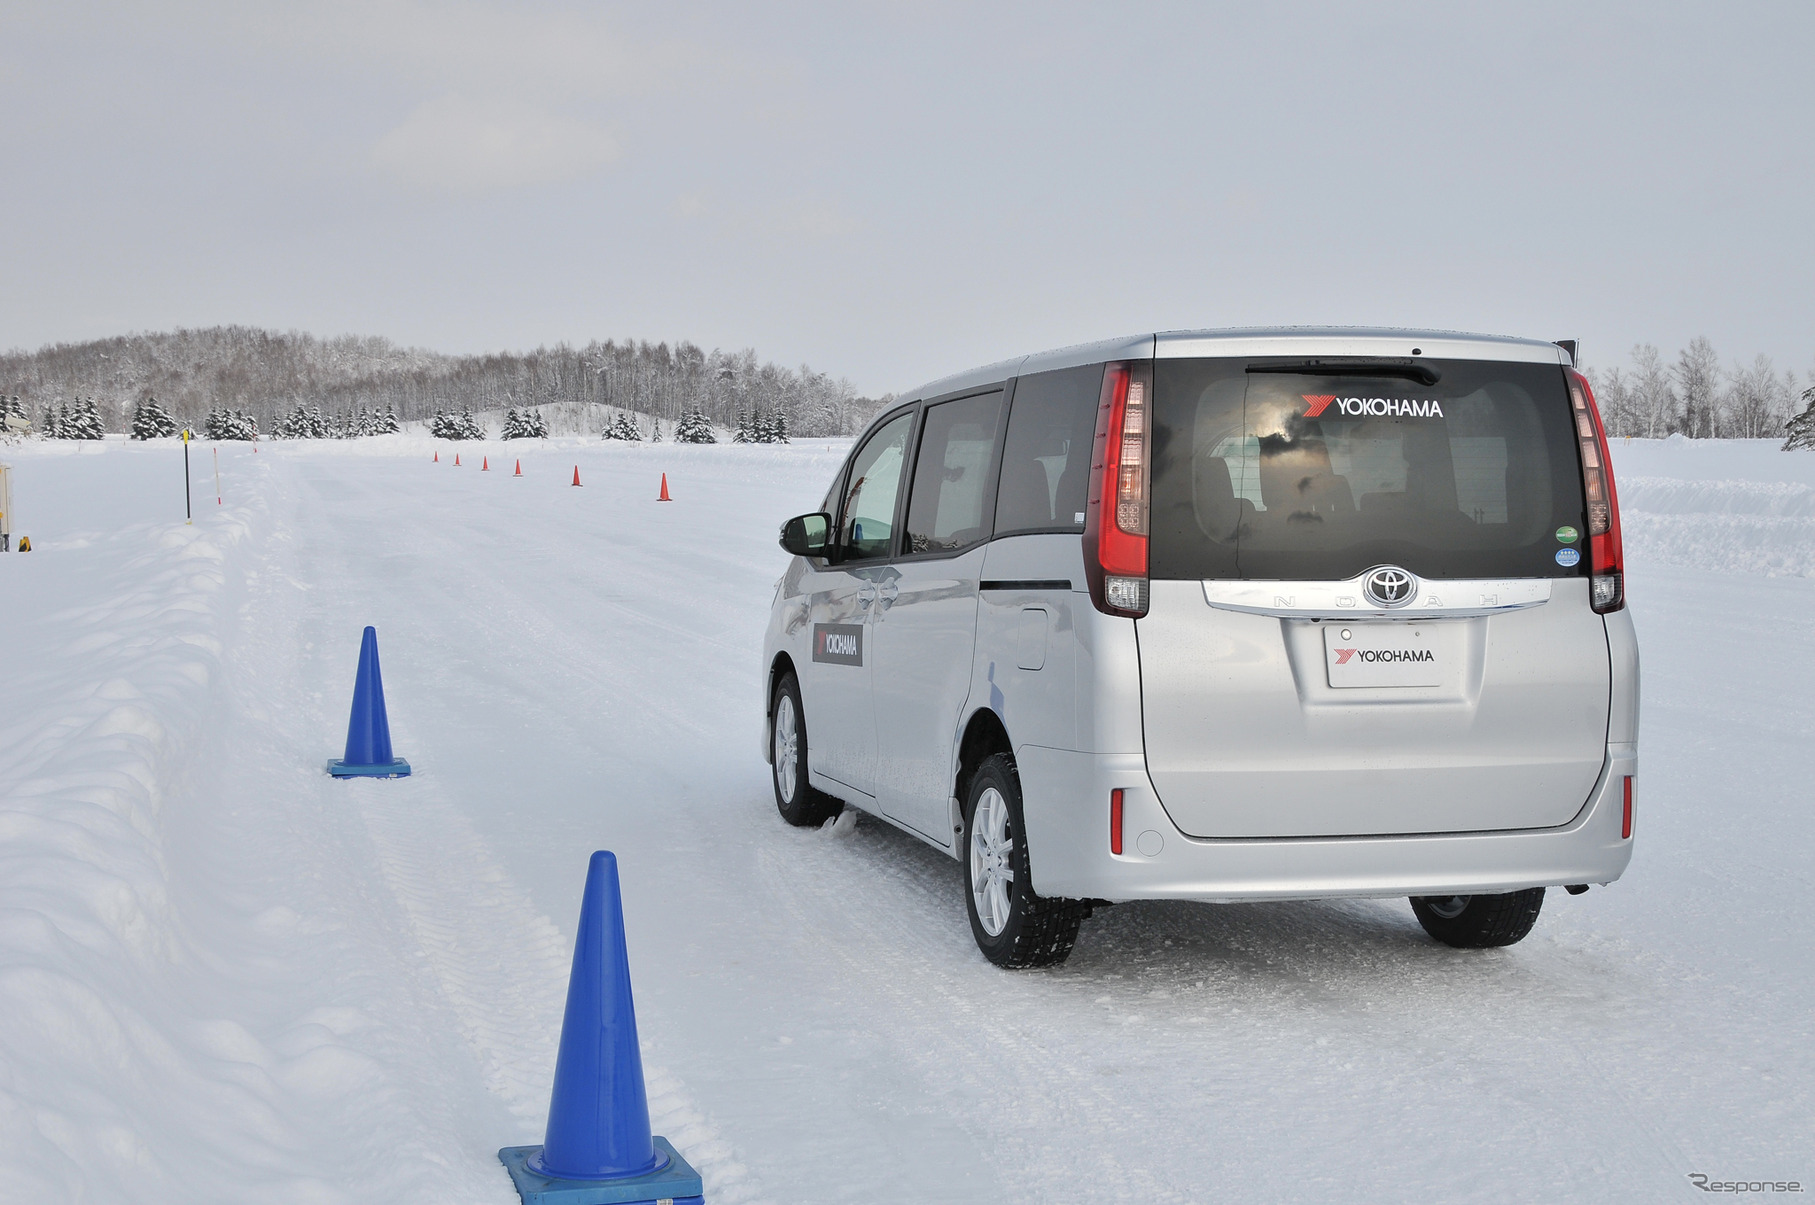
xmin=1324 ymin=622 xmax=1443 ymax=688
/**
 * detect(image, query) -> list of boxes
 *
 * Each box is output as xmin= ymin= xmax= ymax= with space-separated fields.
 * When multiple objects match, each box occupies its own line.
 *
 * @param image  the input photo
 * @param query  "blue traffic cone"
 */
xmin=499 ymin=851 xmax=703 ymax=1205
xmin=326 ymin=626 xmax=411 ymax=778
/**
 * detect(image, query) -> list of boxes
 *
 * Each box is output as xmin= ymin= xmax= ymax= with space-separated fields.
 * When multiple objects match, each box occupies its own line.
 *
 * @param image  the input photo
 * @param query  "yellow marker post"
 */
xmin=182 ymin=429 xmax=193 ymax=524
xmin=213 ymin=445 xmax=221 ymax=506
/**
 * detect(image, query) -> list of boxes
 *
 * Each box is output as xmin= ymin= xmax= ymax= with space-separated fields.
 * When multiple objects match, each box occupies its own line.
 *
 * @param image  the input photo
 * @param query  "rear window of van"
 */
xmin=1149 ymin=358 xmax=1586 ymax=581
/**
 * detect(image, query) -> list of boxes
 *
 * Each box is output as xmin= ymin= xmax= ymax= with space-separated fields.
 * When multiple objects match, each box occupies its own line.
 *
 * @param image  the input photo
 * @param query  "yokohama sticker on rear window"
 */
xmin=812 ymin=622 xmax=863 ymax=666
xmin=1304 ymin=394 xmax=1446 ymax=419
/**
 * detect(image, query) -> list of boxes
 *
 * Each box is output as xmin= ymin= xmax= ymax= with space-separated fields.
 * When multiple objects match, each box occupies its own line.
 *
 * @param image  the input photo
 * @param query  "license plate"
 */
xmin=1324 ymin=622 xmax=1445 ymax=688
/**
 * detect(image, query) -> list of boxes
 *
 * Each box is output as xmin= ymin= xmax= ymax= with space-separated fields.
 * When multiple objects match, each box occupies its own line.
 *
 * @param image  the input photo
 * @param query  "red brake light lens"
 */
xmin=1567 ymin=368 xmax=1624 ymax=613
xmin=1110 ymin=788 xmax=1125 ymax=855
xmin=1084 ymin=361 xmax=1152 ymax=617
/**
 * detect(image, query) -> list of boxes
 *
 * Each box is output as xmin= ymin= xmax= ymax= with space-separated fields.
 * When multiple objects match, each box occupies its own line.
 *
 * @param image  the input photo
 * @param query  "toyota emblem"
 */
xmin=1363 ymin=566 xmax=1417 ymax=608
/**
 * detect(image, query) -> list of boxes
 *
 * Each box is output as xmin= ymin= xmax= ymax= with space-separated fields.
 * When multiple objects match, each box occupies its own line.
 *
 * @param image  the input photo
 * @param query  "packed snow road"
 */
xmin=1 ymin=435 xmax=1809 ymax=1203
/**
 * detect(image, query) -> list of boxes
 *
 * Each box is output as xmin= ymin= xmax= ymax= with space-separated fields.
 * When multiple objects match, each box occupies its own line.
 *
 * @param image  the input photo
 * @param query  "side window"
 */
xmin=903 ymin=391 xmax=1004 ymax=556
xmin=994 ymin=364 xmax=1102 ymax=536
xmin=838 ymin=410 xmax=914 ymax=560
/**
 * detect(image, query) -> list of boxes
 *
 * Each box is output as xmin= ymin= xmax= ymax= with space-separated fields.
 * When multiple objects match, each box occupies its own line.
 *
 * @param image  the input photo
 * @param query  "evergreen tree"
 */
xmin=771 ymin=408 xmax=789 ymax=444
xmin=502 ymin=407 xmax=524 ymax=439
xmin=131 ymin=396 xmax=178 ymax=439
xmin=674 ymin=407 xmax=716 ymax=444
xmin=458 ymin=409 xmax=484 ymax=440
xmin=378 ymin=405 xmax=400 ymax=434
xmin=68 ymin=397 xmax=106 ymax=439
xmin=1785 ymin=385 xmax=1815 ymax=451
xmin=615 ymin=412 xmax=640 ymax=441
xmin=205 ymin=407 xmax=258 ymax=440
xmin=526 ymin=408 xmax=549 ymax=437
xmin=650 ymin=418 xmax=662 ymax=443
xmin=732 ymin=410 xmax=751 ymax=443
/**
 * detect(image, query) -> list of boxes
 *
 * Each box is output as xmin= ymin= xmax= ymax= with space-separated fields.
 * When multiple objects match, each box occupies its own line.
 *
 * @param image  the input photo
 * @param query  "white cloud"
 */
xmin=369 ymin=93 xmax=618 ymax=192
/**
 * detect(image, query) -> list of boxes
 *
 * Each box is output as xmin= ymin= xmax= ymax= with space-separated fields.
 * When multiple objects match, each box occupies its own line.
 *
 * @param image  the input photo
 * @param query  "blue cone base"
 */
xmin=326 ymin=758 xmax=411 ymax=778
xmin=499 ymin=1137 xmax=703 ymax=1205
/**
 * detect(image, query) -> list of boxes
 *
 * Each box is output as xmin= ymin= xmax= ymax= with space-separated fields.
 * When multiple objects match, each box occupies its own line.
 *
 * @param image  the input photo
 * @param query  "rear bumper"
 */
xmin=1017 ymin=743 xmax=1637 ymax=903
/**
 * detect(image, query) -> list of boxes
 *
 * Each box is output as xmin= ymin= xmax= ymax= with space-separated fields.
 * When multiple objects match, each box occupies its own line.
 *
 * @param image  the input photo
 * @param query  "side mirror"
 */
xmin=779 ymin=512 xmax=834 ymax=558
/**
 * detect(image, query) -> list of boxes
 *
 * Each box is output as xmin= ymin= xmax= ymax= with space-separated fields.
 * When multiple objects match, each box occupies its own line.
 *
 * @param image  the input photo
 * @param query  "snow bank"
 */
xmin=0 ymin=473 xmax=266 ymax=1199
xmin=1612 ymin=440 xmax=1815 ymax=577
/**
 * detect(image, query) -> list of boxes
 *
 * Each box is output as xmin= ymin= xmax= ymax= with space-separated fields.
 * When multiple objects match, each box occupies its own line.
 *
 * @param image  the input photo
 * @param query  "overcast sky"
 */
xmin=1 ymin=1 xmax=1810 ymax=394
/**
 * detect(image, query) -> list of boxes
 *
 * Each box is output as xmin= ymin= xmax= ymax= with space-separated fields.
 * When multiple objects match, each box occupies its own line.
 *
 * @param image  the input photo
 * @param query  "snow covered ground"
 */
xmin=1 ymin=434 xmax=1809 ymax=1204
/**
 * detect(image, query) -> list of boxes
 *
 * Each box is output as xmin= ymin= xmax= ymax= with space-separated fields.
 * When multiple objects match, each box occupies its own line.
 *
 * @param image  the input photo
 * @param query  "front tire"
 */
xmin=1410 ymin=888 xmax=1546 ymax=948
xmin=770 ymin=672 xmax=842 ymax=827
xmin=963 ymin=754 xmax=1088 ymax=968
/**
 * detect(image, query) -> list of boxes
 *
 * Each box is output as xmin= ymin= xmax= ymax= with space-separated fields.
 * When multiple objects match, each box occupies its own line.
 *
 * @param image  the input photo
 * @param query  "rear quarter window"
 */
xmin=994 ymin=365 xmax=1102 ymax=537
xmin=1150 ymin=358 xmax=1585 ymax=581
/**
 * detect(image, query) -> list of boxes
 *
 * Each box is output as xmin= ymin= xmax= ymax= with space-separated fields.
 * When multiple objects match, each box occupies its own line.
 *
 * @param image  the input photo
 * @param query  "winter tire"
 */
xmin=963 ymin=753 xmax=1089 ymax=969
xmin=770 ymin=672 xmax=842 ymax=827
xmin=1410 ymin=888 xmax=1546 ymax=948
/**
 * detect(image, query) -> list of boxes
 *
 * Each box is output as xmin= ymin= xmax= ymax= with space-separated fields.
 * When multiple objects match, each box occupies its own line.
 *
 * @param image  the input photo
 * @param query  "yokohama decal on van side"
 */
xmin=812 ymin=622 xmax=863 ymax=666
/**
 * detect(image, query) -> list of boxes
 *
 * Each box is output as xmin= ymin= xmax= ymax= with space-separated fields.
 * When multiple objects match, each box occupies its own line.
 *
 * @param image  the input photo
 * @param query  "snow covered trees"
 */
xmin=600 ymin=411 xmax=642 ymax=441
xmin=272 ymin=404 xmax=401 ymax=438
xmin=41 ymin=398 xmax=106 ymax=439
xmin=673 ymin=408 xmax=716 ymax=444
xmin=1587 ymin=340 xmax=1804 ymax=440
xmin=502 ymin=407 xmax=550 ymax=439
xmin=429 ymin=410 xmax=484 ymax=440
xmin=130 ymin=397 xmax=179 ymax=439
xmin=203 ymin=407 xmax=259 ymax=440
xmin=274 ymin=405 xmax=326 ymax=438
xmin=1785 ymin=385 xmax=1815 ymax=451
xmin=732 ymin=409 xmax=790 ymax=444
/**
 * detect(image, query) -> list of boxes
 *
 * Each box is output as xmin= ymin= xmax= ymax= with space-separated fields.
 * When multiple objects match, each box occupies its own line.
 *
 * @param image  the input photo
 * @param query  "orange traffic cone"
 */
xmin=514 ymin=459 xmax=522 ymax=477
xmin=658 ymin=473 xmax=671 ymax=502
xmin=572 ymin=466 xmax=582 ymax=487
xmin=434 ymin=450 xmax=439 ymax=462
xmin=455 ymin=453 xmax=461 ymax=466
xmin=482 ymin=456 xmax=489 ymax=471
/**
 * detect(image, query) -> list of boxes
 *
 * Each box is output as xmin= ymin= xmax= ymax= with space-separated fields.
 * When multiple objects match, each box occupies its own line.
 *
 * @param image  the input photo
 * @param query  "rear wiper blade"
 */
xmin=1246 ymin=358 xmax=1442 ymax=386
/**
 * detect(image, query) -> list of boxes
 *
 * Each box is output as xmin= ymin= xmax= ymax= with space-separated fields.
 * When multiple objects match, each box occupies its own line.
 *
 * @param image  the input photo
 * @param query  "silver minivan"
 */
xmin=763 ymin=328 xmax=1639 ymax=967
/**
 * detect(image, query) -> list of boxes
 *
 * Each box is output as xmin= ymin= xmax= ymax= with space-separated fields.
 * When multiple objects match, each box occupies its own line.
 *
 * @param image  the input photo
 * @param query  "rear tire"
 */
xmin=770 ymin=672 xmax=842 ymax=827
xmin=963 ymin=754 xmax=1088 ymax=969
xmin=1410 ymin=888 xmax=1546 ymax=948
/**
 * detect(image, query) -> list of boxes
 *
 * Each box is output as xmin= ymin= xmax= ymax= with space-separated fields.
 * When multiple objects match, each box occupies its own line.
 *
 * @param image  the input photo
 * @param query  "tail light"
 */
xmin=1083 ymin=360 xmax=1153 ymax=617
xmin=1622 ymin=776 xmax=1634 ymax=839
xmin=1109 ymin=788 xmax=1125 ymax=855
xmin=1566 ymin=368 xmax=1624 ymax=613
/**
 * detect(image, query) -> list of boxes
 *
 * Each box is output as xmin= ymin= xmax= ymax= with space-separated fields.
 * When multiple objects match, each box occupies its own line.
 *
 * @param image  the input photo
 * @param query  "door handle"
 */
xmin=857 ymin=583 xmax=878 ymax=609
xmin=877 ymin=581 xmax=900 ymax=609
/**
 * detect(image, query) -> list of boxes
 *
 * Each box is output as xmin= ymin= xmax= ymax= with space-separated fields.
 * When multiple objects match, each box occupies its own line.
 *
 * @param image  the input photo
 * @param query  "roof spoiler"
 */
xmin=1553 ymin=339 xmax=1579 ymax=366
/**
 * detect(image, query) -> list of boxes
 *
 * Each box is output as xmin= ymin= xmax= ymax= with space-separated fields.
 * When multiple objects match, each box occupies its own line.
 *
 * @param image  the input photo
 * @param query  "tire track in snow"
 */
xmin=754 ymin=829 xmax=1191 ymax=1205
xmin=281 ymin=446 xmax=773 ymax=1201
xmin=352 ymin=786 xmax=769 ymax=1202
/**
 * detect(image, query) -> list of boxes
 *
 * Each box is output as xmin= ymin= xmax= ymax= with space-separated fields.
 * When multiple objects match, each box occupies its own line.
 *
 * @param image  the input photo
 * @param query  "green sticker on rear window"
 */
xmin=1555 ymin=525 xmax=1579 ymax=544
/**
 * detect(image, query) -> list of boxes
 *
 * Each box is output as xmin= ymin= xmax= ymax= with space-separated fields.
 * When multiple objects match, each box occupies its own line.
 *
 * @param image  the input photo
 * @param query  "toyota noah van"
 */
xmin=762 ymin=329 xmax=1639 ymax=968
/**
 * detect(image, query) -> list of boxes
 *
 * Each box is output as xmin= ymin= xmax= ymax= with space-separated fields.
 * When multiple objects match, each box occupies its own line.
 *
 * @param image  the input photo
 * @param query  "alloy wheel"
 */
xmin=773 ymin=694 xmax=798 ymax=800
xmin=969 ymin=786 xmax=1014 ymax=936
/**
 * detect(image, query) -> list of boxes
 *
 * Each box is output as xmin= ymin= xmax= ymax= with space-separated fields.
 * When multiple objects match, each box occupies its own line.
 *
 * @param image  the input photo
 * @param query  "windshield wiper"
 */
xmin=1246 ymin=358 xmax=1442 ymax=387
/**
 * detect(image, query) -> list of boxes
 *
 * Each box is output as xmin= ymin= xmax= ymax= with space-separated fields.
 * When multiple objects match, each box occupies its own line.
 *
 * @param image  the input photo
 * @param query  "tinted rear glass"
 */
xmin=1150 ymin=358 xmax=1585 ymax=581
xmin=994 ymin=365 xmax=1100 ymax=536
